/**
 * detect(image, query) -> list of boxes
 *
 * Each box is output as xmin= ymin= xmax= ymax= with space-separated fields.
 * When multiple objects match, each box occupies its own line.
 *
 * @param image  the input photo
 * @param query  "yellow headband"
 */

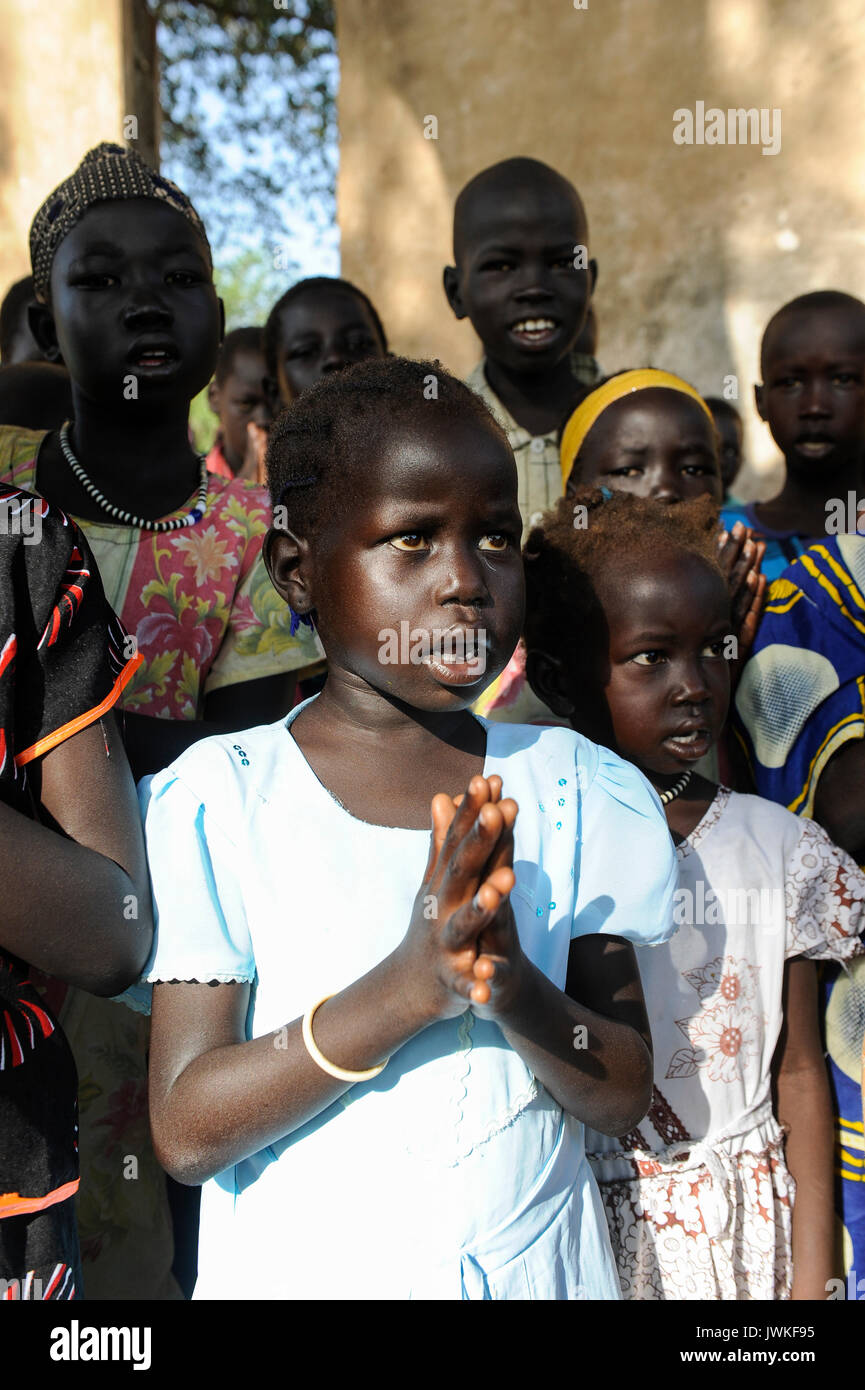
xmin=559 ymin=369 xmax=715 ymax=489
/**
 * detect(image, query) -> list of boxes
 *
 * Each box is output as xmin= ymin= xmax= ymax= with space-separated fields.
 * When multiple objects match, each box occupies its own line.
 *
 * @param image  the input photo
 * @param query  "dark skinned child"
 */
xmin=525 ymin=487 xmax=864 ymax=1299
xmin=264 ymin=274 xmax=388 ymax=407
xmin=0 ymin=276 xmax=47 ymax=366
xmin=259 ymin=275 xmax=388 ymax=694
xmin=453 ymin=158 xmax=595 ymax=727
xmin=136 ymin=357 xmax=679 ymax=1300
xmin=205 ymin=327 xmax=272 ymax=481
xmin=560 ymin=369 xmax=767 ymax=664
xmin=704 ymin=395 xmax=745 ymax=502
xmin=1 ymin=144 xmax=323 ymax=784
xmin=723 ymin=290 xmax=865 ymax=580
xmin=444 ymin=156 xmax=597 ymax=536
xmin=0 ymin=486 xmax=152 ymax=1298
xmin=477 ymin=369 xmax=765 ymax=729
xmin=0 ymin=143 xmax=320 ymax=1299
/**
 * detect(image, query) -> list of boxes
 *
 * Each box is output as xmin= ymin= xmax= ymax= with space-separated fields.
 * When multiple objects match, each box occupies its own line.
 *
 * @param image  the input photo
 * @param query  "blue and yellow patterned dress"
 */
xmin=734 ymin=535 xmax=865 ymax=1291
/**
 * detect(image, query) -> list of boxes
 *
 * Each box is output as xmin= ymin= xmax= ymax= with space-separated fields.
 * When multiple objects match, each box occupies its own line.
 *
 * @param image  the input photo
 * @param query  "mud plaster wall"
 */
xmin=0 ymin=0 xmax=125 ymax=303
xmin=336 ymin=0 xmax=865 ymax=498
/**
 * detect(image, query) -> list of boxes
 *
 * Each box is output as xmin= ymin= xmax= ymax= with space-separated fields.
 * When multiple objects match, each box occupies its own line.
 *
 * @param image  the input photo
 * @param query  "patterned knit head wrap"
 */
xmin=29 ymin=142 xmax=212 ymax=302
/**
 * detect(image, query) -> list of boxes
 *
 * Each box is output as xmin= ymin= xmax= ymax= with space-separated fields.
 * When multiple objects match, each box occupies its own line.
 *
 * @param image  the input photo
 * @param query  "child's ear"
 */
xmin=754 ymin=382 xmax=767 ymax=422
xmin=263 ymin=525 xmax=314 ymax=616
xmin=207 ymin=378 xmax=220 ymax=412
xmin=27 ymin=301 xmax=63 ymax=364
xmin=524 ymin=648 xmax=576 ymax=719
xmin=442 ymin=265 xmax=467 ymax=320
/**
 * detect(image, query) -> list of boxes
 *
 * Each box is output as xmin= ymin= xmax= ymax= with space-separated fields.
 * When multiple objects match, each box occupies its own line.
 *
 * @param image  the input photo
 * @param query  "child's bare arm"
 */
xmin=149 ymin=960 xmax=431 ymax=1186
xmin=813 ymin=741 xmax=865 ymax=864
xmin=772 ymin=957 xmax=835 ymax=1299
xmin=0 ymin=712 xmax=153 ymax=994
xmin=148 ymin=779 xmax=518 ymax=1185
xmin=450 ymin=788 xmax=653 ymax=1135
xmin=483 ymin=933 xmax=653 ymax=1136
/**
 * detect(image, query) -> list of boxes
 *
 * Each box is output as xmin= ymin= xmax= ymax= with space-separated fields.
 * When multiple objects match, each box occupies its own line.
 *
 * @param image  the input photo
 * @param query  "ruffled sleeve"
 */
xmin=785 ymin=817 xmax=865 ymax=963
xmin=572 ymin=742 xmax=678 ymax=946
xmin=137 ymin=765 xmax=256 ymax=989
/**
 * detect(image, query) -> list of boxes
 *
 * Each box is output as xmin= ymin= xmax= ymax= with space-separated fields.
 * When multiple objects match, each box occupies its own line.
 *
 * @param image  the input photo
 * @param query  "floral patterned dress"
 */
xmin=0 ymin=426 xmax=324 ymax=1299
xmin=585 ymin=787 xmax=865 ymax=1300
xmin=0 ymin=427 xmax=323 ymax=720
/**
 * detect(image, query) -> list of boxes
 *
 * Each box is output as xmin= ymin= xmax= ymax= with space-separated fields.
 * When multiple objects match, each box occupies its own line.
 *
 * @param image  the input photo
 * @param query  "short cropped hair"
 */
xmin=760 ymin=290 xmax=865 ymax=377
xmin=266 ymin=355 xmax=507 ymax=540
xmin=703 ymin=396 xmax=741 ymax=422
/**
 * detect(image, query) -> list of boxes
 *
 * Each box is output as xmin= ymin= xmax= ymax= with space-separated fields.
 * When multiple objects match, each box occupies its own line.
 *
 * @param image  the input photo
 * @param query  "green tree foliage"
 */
xmin=150 ymin=0 xmax=337 ymax=254
xmin=215 ymin=244 xmax=293 ymax=326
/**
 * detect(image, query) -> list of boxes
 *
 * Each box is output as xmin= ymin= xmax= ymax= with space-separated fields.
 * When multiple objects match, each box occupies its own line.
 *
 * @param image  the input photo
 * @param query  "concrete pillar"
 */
xmin=0 ymin=0 xmax=130 ymax=294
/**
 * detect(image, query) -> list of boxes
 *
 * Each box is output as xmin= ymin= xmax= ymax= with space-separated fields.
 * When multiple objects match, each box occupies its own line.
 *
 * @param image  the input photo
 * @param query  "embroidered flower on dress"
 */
xmin=671 ymin=1000 xmax=763 ymax=1084
xmin=682 ymin=954 xmax=761 ymax=1005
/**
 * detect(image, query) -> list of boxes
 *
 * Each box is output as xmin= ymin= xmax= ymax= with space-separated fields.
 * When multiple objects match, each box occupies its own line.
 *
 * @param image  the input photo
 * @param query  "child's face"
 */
xmin=47 ymin=199 xmax=221 ymax=406
xmin=594 ymin=550 xmax=731 ymax=778
xmin=445 ymin=181 xmax=593 ymax=375
xmin=274 ymin=288 xmax=385 ymax=402
xmin=210 ymin=348 xmax=272 ymax=469
xmin=757 ymin=306 xmax=865 ymax=479
xmin=570 ymin=390 xmax=722 ymax=504
xmin=295 ymin=415 xmax=524 ymax=712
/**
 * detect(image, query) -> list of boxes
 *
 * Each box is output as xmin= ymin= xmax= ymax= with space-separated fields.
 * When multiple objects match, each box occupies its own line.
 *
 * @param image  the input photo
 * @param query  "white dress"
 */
xmin=585 ymin=787 xmax=865 ymax=1300
xmin=138 ymin=706 xmax=678 ymax=1300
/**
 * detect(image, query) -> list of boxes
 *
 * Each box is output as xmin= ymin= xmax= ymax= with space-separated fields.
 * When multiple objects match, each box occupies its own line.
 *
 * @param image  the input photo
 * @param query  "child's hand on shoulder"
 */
xmin=398 ymin=775 xmax=526 ymax=1022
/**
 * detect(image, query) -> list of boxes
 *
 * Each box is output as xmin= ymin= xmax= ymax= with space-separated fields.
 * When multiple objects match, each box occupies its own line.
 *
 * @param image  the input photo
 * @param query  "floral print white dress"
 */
xmin=585 ymin=786 xmax=865 ymax=1300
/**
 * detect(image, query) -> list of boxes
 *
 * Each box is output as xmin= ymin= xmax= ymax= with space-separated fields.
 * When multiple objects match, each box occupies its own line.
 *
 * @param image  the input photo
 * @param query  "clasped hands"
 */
xmin=400 ymin=775 xmax=526 ymax=1023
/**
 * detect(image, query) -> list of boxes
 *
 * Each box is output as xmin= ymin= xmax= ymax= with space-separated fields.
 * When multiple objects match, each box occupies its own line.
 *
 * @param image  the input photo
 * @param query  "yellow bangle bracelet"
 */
xmin=301 ymin=993 xmax=389 ymax=1083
